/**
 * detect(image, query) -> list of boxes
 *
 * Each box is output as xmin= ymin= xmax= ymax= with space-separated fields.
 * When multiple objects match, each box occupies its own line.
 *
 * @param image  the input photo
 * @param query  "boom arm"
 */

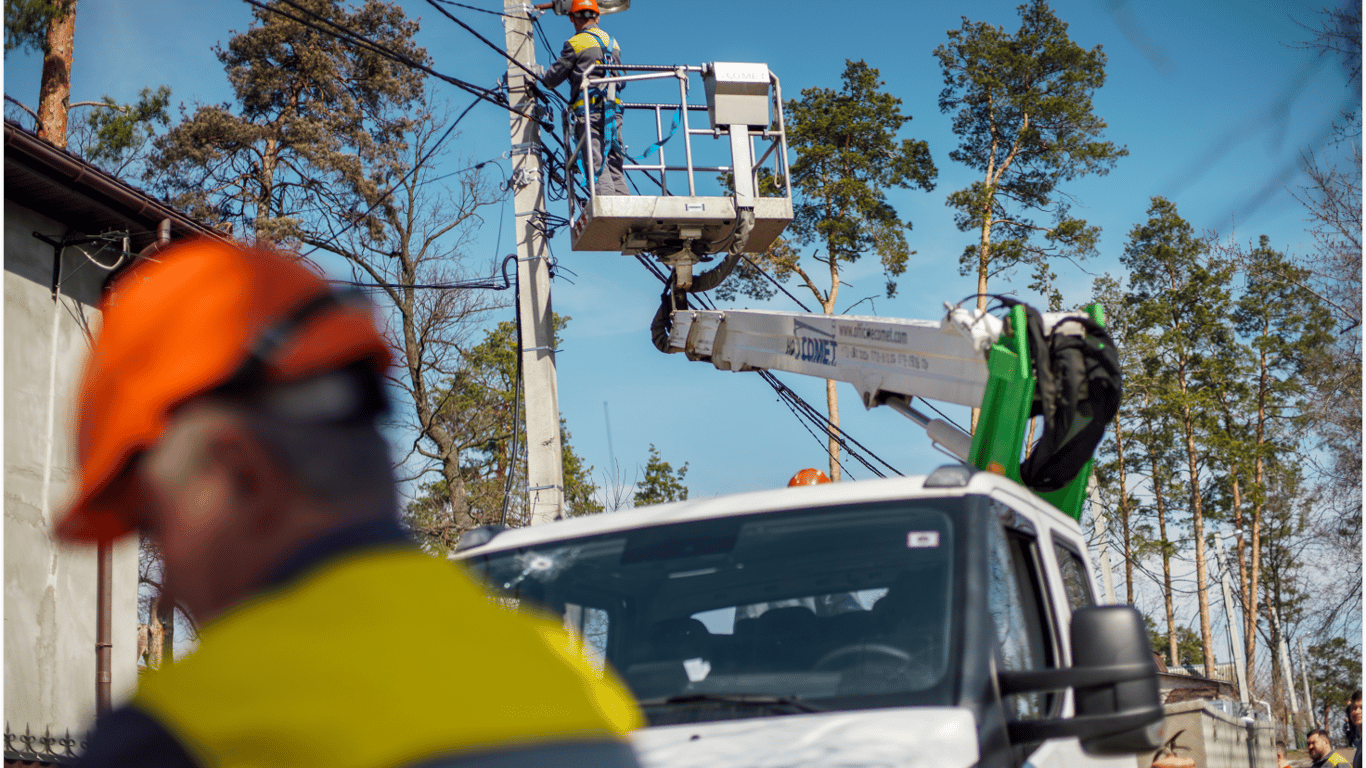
xmin=664 ymin=307 xmax=1003 ymax=461
xmin=663 ymin=303 xmax=1113 ymax=521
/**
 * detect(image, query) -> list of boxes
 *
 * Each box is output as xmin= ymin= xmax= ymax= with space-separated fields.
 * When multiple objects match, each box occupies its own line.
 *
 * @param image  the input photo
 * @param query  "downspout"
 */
xmin=95 ymin=224 xmax=165 ymax=715
xmin=95 ymin=539 xmax=111 ymax=716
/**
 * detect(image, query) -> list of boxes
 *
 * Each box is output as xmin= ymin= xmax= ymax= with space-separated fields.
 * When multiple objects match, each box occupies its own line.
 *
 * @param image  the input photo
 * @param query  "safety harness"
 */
xmin=570 ymin=28 xmax=625 ymax=184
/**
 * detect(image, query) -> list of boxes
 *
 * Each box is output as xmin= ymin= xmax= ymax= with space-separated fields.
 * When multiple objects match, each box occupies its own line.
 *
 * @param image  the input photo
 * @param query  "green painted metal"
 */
xmin=966 ymin=303 xmax=1107 ymax=521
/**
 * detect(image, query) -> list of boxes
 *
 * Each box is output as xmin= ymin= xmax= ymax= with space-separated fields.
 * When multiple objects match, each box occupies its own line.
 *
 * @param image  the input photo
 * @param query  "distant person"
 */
xmin=1345 ymin=690 xmax=1362 ymax=750
xmin=1348 ymin=690 xmax=1363 ymax=768
xmin=62 ymin=239 xmax=643 ymax=767
xmin=1308 ymin=728 xmax=1351 ymax=768
xmin=542 ymin=0 xmax=628 ymax=197
xmin=1277 ymin=739 xmax=1293 ymax=768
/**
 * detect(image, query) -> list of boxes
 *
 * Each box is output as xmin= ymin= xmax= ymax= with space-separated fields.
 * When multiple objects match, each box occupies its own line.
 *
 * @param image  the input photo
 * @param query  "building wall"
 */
xmin=1135 ymin=700 xmax=1276 ymax=768
xmin=5 ymin=200 xmax=139 ymax=738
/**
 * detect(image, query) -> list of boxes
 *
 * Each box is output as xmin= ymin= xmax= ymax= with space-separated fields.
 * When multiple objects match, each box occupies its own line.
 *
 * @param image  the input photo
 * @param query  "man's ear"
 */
xmin=204 ymin=422 xmax=288 ymax=534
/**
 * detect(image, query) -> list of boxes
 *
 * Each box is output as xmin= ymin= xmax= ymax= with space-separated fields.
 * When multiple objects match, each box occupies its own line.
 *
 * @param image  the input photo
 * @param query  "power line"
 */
xmin=433 ymin=0 xmax=514 ymax=17
xmin=739 ymin=254 xmax=814 ymax=312
xmin=302 ymin=96 xmax=495 ymax=259
xmin=636 ymin=257 xmax=901 ymax=479
xmin=422 ymin=0 xmax=556 ymax=99
xmin=245 ymin=0 xmax=543 ymax=126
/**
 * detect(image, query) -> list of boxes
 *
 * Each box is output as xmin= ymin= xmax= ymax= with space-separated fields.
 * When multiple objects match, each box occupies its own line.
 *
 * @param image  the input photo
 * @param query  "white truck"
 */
xmin=454 ymin=300 xmax=1165 ymax=767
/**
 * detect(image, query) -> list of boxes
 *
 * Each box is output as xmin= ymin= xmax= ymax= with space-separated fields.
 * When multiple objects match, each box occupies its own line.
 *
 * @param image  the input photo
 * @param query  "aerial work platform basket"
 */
xmin=565 ymin=62 xmax=794 ymax=284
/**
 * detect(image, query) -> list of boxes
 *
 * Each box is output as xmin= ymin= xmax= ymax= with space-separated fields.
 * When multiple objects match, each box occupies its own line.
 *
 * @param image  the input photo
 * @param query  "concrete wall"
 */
xmin=5 ymin=200 xmax=139 ymax=739
xmin=1136 ymin=700 xmax=1276 ymax=768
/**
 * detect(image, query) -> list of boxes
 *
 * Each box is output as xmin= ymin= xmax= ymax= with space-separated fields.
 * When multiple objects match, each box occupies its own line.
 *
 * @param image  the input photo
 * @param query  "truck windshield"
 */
xmin=463 ymin=499 xmax=960 ymax=725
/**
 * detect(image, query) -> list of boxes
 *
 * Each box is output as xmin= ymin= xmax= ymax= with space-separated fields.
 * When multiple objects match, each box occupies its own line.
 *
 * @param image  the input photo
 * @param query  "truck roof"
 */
xmin=453 ymin=467 xmax=1084 ymax=559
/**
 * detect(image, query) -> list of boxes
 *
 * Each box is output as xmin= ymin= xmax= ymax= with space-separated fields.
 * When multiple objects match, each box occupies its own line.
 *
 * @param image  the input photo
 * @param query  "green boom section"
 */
xmin=967 ymin=303 xmax=1106 ymax=521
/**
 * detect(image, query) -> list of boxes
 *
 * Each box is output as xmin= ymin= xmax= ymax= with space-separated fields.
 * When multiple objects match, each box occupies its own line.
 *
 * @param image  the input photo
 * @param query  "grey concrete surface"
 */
xmin=5 ymin=201 xmax=139 ymax=739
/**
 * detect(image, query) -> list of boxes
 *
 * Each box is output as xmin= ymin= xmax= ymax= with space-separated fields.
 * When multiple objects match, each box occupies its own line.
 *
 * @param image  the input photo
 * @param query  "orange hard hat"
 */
xmin=788 ymin=468 xmax=831 ymax=487
xmin=569 ymin=0 xmax=598 ymax=14
xmin=55 ymin=238 xmax=392 ymax=544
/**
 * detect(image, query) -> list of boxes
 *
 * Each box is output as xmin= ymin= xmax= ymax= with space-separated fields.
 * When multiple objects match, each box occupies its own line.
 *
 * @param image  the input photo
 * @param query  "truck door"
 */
xmin=985 ymin=509 xmax=1134 ymax=768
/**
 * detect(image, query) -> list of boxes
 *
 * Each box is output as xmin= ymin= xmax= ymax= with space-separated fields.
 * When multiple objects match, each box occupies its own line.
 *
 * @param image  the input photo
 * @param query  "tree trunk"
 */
xmin=256 ymin=138 xmax=278 ymax=240
xmin=1266 ymin=592 xmax=1285 ymax=721
xmin=36 ymin=0 xmax=76 ymax=148
xmin=1113 ymin=419 xmax=1135 ymax=605
xmin=147 ymin=607 xmax=163 ymax=669
xmin=1155 ymin=472 xmax=1179 ymax=667
xmin=826 ymin=378 xmax=841 ymax=482
xmin=1175 ymin=361 xmax=1216 ymax=677
xmin=156 ymin=594 xmax=175 ymax=668
xmin=1249 ymin=334 xmax=1271 ymax=699
xmin=971 ymin=201 xmax=995 ymax=433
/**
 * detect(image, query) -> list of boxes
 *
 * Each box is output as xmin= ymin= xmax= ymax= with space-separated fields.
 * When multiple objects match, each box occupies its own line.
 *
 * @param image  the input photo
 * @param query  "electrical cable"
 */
xmin=759 ymin=371 xmax=858 ymax=479
xmin=501 ymin=254 xmax=523 ymax=526
xmin=534 ymin=15 xmax=558 ymax=61
xmin=328 ymin=255 xmax=517 ymax=293
xmin=422 ymin=0 xmax=560 ymax=97
xmin=634 ymin=254 xmax=902 ymax=480
xmin=913 ymin=396 xmax=970 ymax=438
xmin=300 ymin=93 xmax=489 ymax=259
xmin=756 ymin=370 xmax=875 ymax=478
xmin=434 ymin=0 xmax=513 ymax=17
xmin=247 ymin=0 xmax=548 ymax=128
xmin=738 ymin=255 xmax=814 ymax=313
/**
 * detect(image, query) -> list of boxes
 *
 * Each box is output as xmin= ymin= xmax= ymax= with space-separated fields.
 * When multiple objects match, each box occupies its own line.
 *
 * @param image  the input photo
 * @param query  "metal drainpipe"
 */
xmin=95 ymin=224 xmax=164 ymax=716
xmin=95 ymin=540 xmax=112 ymax=716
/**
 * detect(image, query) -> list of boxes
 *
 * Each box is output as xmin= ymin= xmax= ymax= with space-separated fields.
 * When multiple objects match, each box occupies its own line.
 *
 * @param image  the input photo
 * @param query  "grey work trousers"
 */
xmin=576 ymin=112 xmax=629 ymax=196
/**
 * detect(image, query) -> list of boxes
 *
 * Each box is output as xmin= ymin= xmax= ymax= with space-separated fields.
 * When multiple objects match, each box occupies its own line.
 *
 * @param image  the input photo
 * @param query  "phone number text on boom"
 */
xmin=857 ymin=348 xmax=931 ymax=370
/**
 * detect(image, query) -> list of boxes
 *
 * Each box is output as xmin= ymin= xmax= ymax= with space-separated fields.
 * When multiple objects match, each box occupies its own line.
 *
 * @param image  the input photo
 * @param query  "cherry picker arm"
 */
xmin=661 ymin=300 xmax=1121 ymax=520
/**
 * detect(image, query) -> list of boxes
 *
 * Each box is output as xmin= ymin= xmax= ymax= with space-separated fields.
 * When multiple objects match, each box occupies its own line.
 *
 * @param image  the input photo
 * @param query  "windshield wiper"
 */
xmin=637 ymin=693 xmax=825 ymax=713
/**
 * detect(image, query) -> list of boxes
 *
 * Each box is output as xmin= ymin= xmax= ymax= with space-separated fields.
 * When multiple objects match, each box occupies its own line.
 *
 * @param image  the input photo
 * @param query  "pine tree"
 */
xmin=731 ymin=59 xmax=936 ymax=481
xmin=1122 ymin=196 xmax=1234 ymax=677
xmin=935 ymin=0 xmax=1125 ymax=313
xmin=404 ymin=317 xmax=602 ymax=554
xmin=633 ymin=445 xmax=688 ymax=506
xmin=146 ymin=0 xmax=426 ymax=244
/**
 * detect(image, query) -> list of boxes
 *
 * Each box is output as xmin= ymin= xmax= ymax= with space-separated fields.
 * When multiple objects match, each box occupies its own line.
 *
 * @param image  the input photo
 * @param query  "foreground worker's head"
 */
xmin=57 ymin=239 xmax=395 ymax=622
xmin=787 ymin=468 xmax=831 ymax=487
xmin=1307 ymin=729 xmax=1333 ymax=761
xmin=569 ymin=0 xmax=598 ymax=30
xmin=1351 ymin=690 xmax=1363 ymax=726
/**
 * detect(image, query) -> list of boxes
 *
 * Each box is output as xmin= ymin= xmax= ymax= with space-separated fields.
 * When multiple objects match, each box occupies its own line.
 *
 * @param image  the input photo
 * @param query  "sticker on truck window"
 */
xmin=907 ymin=531 xmax=940 ymax=548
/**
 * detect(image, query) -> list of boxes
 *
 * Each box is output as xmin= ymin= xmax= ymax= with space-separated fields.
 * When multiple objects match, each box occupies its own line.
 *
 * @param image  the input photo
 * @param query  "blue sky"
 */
xmin=4 ymin=0 xmax=1357 ymax=505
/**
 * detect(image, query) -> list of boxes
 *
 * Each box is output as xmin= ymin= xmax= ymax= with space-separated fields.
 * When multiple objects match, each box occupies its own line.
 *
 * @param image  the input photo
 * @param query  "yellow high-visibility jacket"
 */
xmin=76 ymin=519 xmax=643 ymax=768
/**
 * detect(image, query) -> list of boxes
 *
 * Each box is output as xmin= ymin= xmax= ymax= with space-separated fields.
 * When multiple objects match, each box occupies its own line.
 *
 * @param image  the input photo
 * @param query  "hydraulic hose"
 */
xmin=650 ymin=280 xmax=681 ymax=353
xmin=687 ymin=251 xmax=742 ymax=293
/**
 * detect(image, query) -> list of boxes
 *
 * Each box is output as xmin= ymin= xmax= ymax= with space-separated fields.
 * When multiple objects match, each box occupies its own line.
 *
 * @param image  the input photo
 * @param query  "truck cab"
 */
xmin=456 ymin=466 xmax=1163 ymax=768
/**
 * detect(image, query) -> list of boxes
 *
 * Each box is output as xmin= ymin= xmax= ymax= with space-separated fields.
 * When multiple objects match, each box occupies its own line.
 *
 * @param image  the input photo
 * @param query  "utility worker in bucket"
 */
xmin=542 ymin=0 xmax=629 ymax=195
xmin=62 ymin=239 xmax=643 ymax=767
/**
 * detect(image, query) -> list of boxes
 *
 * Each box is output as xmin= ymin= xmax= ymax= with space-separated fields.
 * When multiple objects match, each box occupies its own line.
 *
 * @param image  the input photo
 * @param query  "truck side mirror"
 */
xmin=1070 ymin=605 xmax=1165 ymax=754
xmin=997 ymin=605 xmax=1164 ymax=754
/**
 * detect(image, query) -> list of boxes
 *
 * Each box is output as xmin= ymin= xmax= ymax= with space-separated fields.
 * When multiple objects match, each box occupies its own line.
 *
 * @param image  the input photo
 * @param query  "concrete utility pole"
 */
xmin=1212 ymin=534 xmax=1250 ymax=706
xmin=1088 ymin=476 xmax=1118 ymax=604
xmin=1270 ymin=605 xmax=1301 ymax=727
xmin=1298 ymin=637 xmax=1316 ymax=728
xmin=503 ymin=0 xmax=564 ymax=525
